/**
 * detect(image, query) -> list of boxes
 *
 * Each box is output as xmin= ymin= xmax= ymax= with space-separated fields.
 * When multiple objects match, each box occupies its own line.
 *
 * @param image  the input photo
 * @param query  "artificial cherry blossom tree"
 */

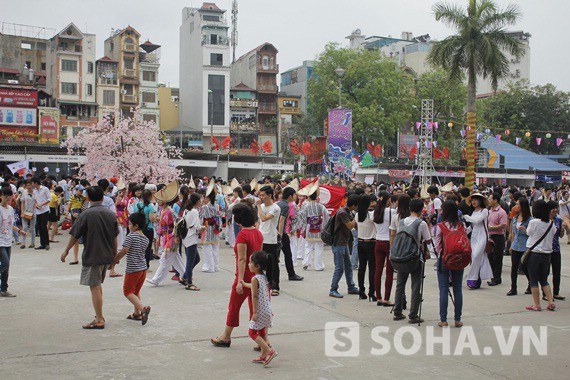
xmin=63 ymin=110 xmax=182 ymax=183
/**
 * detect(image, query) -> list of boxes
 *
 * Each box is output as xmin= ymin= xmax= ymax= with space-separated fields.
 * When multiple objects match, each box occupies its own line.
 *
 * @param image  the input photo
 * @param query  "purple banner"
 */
xmin=328 ymin=108 xmax=352 ymax=178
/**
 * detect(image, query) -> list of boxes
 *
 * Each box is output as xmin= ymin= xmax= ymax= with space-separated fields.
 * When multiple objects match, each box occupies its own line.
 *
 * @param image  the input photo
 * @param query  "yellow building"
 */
xmin=278 ymin=95 xmax=301 ymax=115
xmin=158 ymin=85 xmax=179 ymax=131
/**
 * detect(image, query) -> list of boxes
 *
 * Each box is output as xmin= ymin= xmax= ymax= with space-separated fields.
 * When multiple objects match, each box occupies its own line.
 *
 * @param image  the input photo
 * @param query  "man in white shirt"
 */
xmin=32 ymin=177 xmax=51 ymax=250
xmin=559 ymin=191 xmax=570 ymax=244
xmin=1 ymin=187 xmax=27 ymax=297
xmin=97 ymin=179 xmax=117 ymax=213
xmin=257 ymin=185 xmax=283 ymax=295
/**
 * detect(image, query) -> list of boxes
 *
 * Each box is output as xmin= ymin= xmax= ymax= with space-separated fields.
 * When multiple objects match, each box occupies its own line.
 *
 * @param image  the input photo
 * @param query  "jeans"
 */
xmin=280 ymin=233 xmax=297 ymax=277
xmin=264 ymin=243 xmax=281 ymax=290
xmin=233 ymin=221 xmax=241 ymax=238
xmin=551 ymin=251 xmax=561 ymax=295
xmin=349 ymin=230 xmax=359 ymax=268
xmin=489 ymin=234 xmax=505 ymax=282
xmin=0 ymin=246 xmax=12 ymax=292
xmin=183 ymin=245 xmax=200 ymax=284
xmin=436 ymin=258 xmax=463 ymax=322
xmin=510 ymin=250 xmax=529 ymax=292
xmin=21 ymin=215 xmax=36 ymax=246
xmin=357 ymin=241 xmax=376 ymax=296
xmin=330 ymin=244 xmax=357 ymax=293
xmin=394 ymin=262 xmax=423 ymax=318
xmin=527 ymin=252 xmax=551 ymax=288
xmin=36 ymin=211 xmax=49 ymax=247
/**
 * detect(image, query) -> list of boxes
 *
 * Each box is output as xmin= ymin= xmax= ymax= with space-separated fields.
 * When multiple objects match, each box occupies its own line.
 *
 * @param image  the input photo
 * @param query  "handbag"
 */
xmin=521 ymin=221 xmax=554 ymax=266
xmin=22 ymin=211 xmax=34 ymax=221
xmin=483 ymin=219 xmax=495 ymax=254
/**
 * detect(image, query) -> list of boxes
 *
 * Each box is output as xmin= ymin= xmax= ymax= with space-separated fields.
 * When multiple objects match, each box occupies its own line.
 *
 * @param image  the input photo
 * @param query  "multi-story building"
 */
xmin=280 ymin=60 xmax=315 ymax=114
xmin=230 ymin=83 xmax=258 ymax=154
xmin=139 ymin=40 xmax=160 ymax=127
xmin=46 ymin=23 xmax=97 ymax=138
xmin=95 ymin=56 xmax=119 ymax=124
xmin=278 ymin=94 xmax=301 ymax=154
xmin=104 ymin=26 xmax=141 ymax=117
xmin=179 ymin=2 xmax=231 ymax=149
xmin=158 ymin=85 xmax=179 ymax=133
xmin=231 ymin=43 xmax=279 ymax=155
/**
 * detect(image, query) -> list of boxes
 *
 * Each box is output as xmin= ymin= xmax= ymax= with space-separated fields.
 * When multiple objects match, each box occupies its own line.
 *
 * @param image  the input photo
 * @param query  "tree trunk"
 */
xmin=465 ymin=68 xmax=477 ymax=190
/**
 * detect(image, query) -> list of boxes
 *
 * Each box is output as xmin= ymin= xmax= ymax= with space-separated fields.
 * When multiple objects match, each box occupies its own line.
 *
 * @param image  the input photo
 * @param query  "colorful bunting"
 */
xmin=415 ymin=122 xmax=421 ymax=130
xmin=515 ymin=137 xmax=521 ymax=146
xmin=536 ymin=138 xmax=542 ymax=146
xmin=496 ymin=134 xmax=501 ymax=142
xmin=460 ymin=130 xmax=466 ymax=139
xmin=557 ymin=138 xmax=563 ymax=147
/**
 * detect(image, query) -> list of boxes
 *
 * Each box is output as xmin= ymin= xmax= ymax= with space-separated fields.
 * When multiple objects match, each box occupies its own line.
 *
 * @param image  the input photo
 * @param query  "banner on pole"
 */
xmin=328 ymin=108 xmax=352 ymax=178
xmin=7 ymin=160 xmax=29 ymax=175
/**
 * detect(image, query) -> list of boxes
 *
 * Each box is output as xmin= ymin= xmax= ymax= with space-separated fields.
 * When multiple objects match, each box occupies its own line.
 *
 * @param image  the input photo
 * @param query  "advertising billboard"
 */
xmin=399 ymin=133 xmax=419 ymax=158
xmin=327 ymin=108 xmax=352 ymax=178
xmin=38 ymin=107 xmax=61 ymax=144
xmin=0 ymin=88 xmax=38 ymax=107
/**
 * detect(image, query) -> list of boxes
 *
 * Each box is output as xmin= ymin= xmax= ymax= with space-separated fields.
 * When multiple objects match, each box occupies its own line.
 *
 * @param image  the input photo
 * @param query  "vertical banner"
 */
xmin=38 ymin=107 xmax=60 ymax=144
xmin=327 ymin=108 xmax=352 ymax=178
xmin=399 ymin=134 xmax=419 ymax=158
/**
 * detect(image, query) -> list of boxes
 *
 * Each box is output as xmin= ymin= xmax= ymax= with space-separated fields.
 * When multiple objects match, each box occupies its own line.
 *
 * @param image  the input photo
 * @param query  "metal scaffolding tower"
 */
xmin=231 ymin=0 xmax=238 ymax=63
xmin=413 ymin=99 xmax=439 ymax=188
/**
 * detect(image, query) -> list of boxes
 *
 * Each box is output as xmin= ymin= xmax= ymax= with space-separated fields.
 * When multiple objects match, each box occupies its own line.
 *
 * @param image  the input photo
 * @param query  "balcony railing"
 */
xmin=122 ymin=68 xmax=136 ymax=77
xmin=257 ymin=64 xmax=279 ymax=73
xmin=98 ymin=78 xmax=117 ymax=85
xmin=58 ymin=45 xmax=82 ymax=53
xmin=258 ymin=103 xmax=277 ymax=113
xmin=123 ymin=43 xmax=136 ymax=52
xmin=230 ymin=122 xmax=259 ymax=133
xmin=201 ymin=35 xmax=230 ymax=46
xmin=140 ymin=52 xmax=160 ymax=63
xmin=122 ymin=94 xmax=137 ymax=103
xmin=257 ymin=84 xmax=277 ymax=93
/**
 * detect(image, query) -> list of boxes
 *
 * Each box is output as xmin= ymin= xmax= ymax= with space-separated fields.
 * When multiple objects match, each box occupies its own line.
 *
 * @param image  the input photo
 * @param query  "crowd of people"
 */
xmin=1 ymin=171 xmax=569 ymax=365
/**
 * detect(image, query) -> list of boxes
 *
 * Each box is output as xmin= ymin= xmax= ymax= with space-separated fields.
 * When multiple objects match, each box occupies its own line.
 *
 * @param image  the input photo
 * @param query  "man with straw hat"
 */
xmin=297 ymin=181 xmax=329 ymax=271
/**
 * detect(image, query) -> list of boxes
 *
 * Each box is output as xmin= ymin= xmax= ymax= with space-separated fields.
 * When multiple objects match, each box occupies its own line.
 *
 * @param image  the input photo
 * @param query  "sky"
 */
xmin=3 ymin=0 xmax=569 ymax=91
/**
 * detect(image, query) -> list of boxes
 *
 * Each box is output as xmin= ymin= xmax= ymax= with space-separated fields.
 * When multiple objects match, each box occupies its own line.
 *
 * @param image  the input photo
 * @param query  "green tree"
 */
xmin=415 ymin=70 xmax=467 ymax=122
xmin=308 ymin=43 xmax=416 ymax=147
xmin=428 ymin=0 xmax=524 ymax=188
xmin=478 ymin=81 xmax=570 ymax=155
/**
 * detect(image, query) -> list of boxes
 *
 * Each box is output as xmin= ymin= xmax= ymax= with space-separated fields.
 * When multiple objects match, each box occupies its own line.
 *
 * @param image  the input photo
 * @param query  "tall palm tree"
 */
xmin=428 ymin=0 xmax=524 ymax=189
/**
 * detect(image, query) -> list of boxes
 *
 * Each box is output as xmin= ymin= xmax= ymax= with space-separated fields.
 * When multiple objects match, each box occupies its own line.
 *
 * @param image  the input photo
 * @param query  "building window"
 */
xmin=283 ymin=100 xmax=298 ymax=108
xmin=21 ymin=42 xmax=31 ymax=50
xmin=61 ymin=59 xmax=77 ymax=72
xmin=208 ymin=74 xmax=225 ymax=125
xmin=103 ymin=90 xmax=115 ymax=106
xmin=41 ymin=62 xmax=46 ymax=71
xmin=142 ymin=70 xmax=156 ymax=81
xmin=25 ymin=61 xmax=32 ymax=69
xmin=262 ymin=56 xmax=269 ymax=69
xmin=86 ymin=84 xmax=93 ymax=96
xmin=203 ymin=15 xmax=220 ymax=22
xmin=210 ymin=34 xmax=218 ymax=45
xmin=142 ymin=92 xmax=156 ymax=103
xmin=87 ymin=61 xmax=94 ymax=73
xmin=124 ymin=58 xmax=134 ymax=69
xmin=210 ymin=53 xmax=223 ymax=66
xmin=143 ymin=114 xmax=157 ymax=123
xmin=61 ymin=82 xmax=77 ymax=95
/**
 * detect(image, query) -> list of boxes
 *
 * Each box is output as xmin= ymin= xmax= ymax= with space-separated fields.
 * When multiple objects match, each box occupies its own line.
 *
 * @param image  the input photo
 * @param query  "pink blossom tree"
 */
xmin=63 ymin=110 xmax=182 ymax=183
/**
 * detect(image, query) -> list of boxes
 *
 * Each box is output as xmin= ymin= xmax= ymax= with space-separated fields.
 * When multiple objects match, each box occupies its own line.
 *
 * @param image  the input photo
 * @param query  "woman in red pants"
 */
xmin=373 ymin=191 xmax=396 ymax=307
xmin=211 ymin=202 xmax=263 ymax=347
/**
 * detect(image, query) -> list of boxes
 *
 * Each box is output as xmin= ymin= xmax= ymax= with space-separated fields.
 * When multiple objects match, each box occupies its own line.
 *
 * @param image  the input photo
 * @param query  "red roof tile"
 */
xmin=201 ymin=2 xmax=222 ymax=11
xmin=97 ymin=56 xmax=117 ymax=62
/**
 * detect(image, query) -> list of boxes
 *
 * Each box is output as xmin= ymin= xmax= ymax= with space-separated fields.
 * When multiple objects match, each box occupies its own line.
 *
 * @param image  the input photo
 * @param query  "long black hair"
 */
xmin=357 ymin=194 xmax=371 ymax=223
xmin=185 ymin=193 xmax=202 ymax=211
xmin=532 ymin=200 xmax=549 ymax=223
xmin=250 ymin=250 xmax=274 ymax=287
xmin=441 ymin=200 xmax=459 ymax=228
xmin=373 ymin=190 xmax=391 ymax=224
xmin=141 ymin=189 xmax=153 ymax=206
xmin=179 ymin=185 xmax=190 ymax=206
xmin=518 ymin=197 xmax=531 ymax=222
xmin=396 ymin=194 xmax=411 ymax=220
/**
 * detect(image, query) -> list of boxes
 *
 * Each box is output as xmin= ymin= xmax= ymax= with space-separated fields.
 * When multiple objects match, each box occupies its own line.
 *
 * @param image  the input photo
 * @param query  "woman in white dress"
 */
xmin=464 ymin=192 xmax=493 ymax=289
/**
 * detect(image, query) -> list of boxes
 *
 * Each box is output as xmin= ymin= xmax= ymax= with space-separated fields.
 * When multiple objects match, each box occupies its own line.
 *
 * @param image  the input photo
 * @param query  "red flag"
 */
xmin=409 ymin=146 xmax=417 ymax=158
xmin=251 ymin=139 xmax=260 ymax=154
xmin=290 ymin=140 xmax=300 ymax=155
xmin=300 ymin=178 xmax=318 ymax=188
xmin=211 ymin=136 xmax=220 ymax=150
xmin=262 ymin=140 xmax=273 ymax=153
xmin=442 ymin=147 xmax=450 ymax=159
xmin=367 ymin=143 xmax=374 ymax=152
xmin=433 ymin=147 xmax=442 ymax=159
xmin=374 ymin=144 xmax=382 ymax=158
xmin=319 ymin=185 xmax=347 ymax=215
xmin=302 ymin=142 xmax=311 ymax=155
xmin=221 ymin=136 xmax=232 ymax=149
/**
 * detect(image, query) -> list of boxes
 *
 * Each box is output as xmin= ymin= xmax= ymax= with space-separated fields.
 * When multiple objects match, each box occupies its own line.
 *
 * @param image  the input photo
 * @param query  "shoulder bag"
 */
xmin=521 ymin=222 xmax=554 ymax=266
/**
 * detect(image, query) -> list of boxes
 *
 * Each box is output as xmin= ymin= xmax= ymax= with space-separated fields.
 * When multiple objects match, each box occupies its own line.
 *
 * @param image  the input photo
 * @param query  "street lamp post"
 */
xmin=334 ymin=67 xmax=346 ymax=108
xmin=208 ymin=89 xmax=214 ymax=153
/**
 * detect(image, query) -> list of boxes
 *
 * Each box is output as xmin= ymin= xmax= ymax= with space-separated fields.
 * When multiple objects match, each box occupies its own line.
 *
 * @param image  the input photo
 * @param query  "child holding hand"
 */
xmin=240 ymin=250 xmax=277 ymax=367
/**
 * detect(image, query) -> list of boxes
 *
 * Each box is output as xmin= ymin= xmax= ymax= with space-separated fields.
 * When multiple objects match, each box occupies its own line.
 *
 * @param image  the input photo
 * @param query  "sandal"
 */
xmin=271 ymin=290 xmax=279 ymax=296
xmin=525 ymin=305 xmax=542 ymax=311
xmin=109 ymin=273 xmax=123 ymax=278
xmin=141 ymin=306 xmax=151 ymax=325
xmin=547 ymin=303 xmax=556 ymax=311
xmin=252 ymin=356 xmax=266 ymax=364
xmin=82 ymin=320 xmax=105 ymax=329
xmin=69 ymin=261 xmax=79 ymax=265
xmin=127 ymin=313 xmax=142 ymax=321
xmin=383 ymin=301 xmax=394 ymax=307
xmin=553 ymin=295 xmax=566 ymax=301
xmin=185 ymin=284 xmax=200 ymax=291
xmin=263 ymin=350 xmax=278 ymax=367
xmin=211 ymin=337 xmax=231 ymax=347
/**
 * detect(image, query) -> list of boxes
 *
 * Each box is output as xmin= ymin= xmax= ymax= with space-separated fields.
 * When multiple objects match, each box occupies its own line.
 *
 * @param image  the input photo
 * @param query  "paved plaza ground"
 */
xmin=2 ymin=234 xmax=569 ymax=379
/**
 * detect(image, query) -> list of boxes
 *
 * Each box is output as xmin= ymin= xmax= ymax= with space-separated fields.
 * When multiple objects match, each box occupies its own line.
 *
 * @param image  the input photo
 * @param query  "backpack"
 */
xmin=389 ymin=219 xmax=423 ymax=273
xmin=175 ymin=211 xmax=188 ymax=240
xmin=438 ymin=222 xmax=471 ymax=270
xmin=321 ymin=213 xmax=336 ymax=245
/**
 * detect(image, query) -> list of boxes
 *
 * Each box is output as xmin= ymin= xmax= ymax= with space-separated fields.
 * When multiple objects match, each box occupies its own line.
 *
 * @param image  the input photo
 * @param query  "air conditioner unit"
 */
xmin=120 ymin=89 xmax=127 ymax=94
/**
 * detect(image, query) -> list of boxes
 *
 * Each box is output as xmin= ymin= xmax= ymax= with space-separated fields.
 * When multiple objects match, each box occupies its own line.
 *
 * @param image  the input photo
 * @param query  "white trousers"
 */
xmin=151 ymin=250 xmax=186 ymax=285
xmin=226 ymin=222 xmax=235 ymax=247
xmin=202 ymin=243 xmax=220 ymax=272
xmin=296 ymin=236 xmax=306 ymax=260
xmin=117 ymin=225 xmax=127 ymax=253
xmin=303 ymin=240 xmax=325 ymax=271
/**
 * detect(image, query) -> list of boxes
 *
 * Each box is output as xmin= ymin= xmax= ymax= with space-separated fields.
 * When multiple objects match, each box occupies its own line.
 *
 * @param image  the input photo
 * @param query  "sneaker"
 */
xmin=146 ymin=279 xmax=159 ymax=286
xmin=347 ymin=288 xmax=360 ymax=295
xmin=0 ymin=291 xmax=16 ymax=297
xmin=288 ymin=274 xmax=304 ymax=281
xmin=329 ymin=291 xmax=344 ymax=298
xmin=20 ymin=244 xmax=26 ymax=249
xmin=409 ymin=317 xmax=424 ymax=324
xmin=28 ymin=244 xmax=35 ymax=249
xmin=393 ymin=314 xmax=406 ymax=321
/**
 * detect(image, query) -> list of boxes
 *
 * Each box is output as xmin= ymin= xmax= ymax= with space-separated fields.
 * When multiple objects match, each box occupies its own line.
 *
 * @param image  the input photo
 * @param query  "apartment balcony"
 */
xmin=121 ymin=94 xmax=137 ymax=104
xmin=57 ymin=45 xmax=82 ymax=54
xmin=257 ymin=84 xmax=278 ymax=93
xmin=201 ymin=35 xmax=230 ymax=46
xmin=123 ymin=43 xmax=137 ymax=53
xmin=257 ymin=64 xmax=279 ymax=73
xmin=122 ymin=68 xmax=136 ymax=78
xmin=258 ymin=103 xmax=277 ymax=114
xmin=98 ymin=78 xmax=117 ymax=85
xmin=139 ymin=52 xmax=160 ymax=63
xmin=230 ymin=122 xmax=259 ymax=133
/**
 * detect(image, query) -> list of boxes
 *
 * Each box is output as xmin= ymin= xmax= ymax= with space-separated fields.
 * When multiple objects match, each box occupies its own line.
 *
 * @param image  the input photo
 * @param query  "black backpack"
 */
xmin=389 ymin=218 xmax=423 ymax=273
xmin=175 ymin=211 xmax=188 ymax=240
xmin=320 ymin=213 xmax=336 ymax=246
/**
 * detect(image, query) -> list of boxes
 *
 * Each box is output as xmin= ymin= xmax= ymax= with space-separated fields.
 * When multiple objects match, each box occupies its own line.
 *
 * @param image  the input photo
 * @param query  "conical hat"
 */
xmin=116 ymin=177 xmax=127 ymax=191
xmin=189 ymin=175 xmax=196 ymax=189
xmin=222 ymin=185 xmax=234 ymax=195
xmin=297 ymin=182 xmax=314 ymax=197
xmin=308 ymin=180 xmax=320 ymax=196
xmin=440 ymin=182 xmax=454 ymax=193
xmin=230 ymin=178 xmax=240 ymax=189
xmin=153 ymin=180 xmax=180 ymax=203
xmin=206 ymin=178 xmax=217 ymax=197
xmin=250 ymin=178 xmax=258 ymax=191
xmin=285 ymin=178 xmax=299 ymax=191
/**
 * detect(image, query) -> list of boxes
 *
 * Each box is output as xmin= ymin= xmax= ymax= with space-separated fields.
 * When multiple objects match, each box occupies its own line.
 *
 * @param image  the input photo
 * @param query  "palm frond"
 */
xmin=433 ymin=2 xmax=468 ymax=31
xmin=480 ymin=3 xmax=522 ymax=31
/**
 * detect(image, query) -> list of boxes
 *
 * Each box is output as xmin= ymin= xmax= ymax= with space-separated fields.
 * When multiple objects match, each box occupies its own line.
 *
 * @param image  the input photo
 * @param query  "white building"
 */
xmin=179 ymin=2 xmax=231 ymax=149
xmin=279 ymin=60 xmax=315 ymax=114
xmin=139 ymin=40 xmax=161 ymax=127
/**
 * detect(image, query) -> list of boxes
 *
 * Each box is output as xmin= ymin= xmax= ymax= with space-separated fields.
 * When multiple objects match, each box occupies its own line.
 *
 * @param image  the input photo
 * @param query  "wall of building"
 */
xmin=280 ymin=60 xmax=314 ymax=114
xmin=158 ymin=86 xmax=179 ymax=131
xmin=0 ymin=34 xmax=48 ymax=74
xmin=230 ymin=52 xmax=257 ymax=89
